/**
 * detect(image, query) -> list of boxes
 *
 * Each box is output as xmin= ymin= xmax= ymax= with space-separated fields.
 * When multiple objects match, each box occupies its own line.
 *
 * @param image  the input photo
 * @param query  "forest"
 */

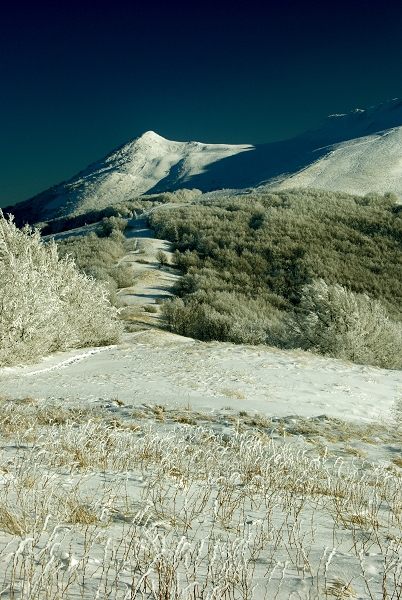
xmin=148 ymin=188 xmax=402 ymax=368
xmin=2 ymin=186 xmax=402 ymax=369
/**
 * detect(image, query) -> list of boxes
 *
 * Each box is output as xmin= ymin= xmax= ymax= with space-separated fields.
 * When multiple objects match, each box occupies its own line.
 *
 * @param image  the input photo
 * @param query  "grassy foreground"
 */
xmin=0 ymin=395 xmax=402 ymax=599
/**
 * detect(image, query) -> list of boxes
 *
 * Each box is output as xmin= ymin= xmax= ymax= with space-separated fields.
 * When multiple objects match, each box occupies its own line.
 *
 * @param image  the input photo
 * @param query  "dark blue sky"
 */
xmin=2 ymin=0 xmax=402 ymax=207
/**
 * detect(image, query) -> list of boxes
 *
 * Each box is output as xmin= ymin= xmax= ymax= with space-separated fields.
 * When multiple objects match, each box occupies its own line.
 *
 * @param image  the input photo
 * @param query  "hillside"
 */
xmin=1 ymin=329 xmax=402 ymax=598
xmin=6 ymin=98 xmax=402 ymax=225
xmin=1 ymin=201 xmax=402 ymax=597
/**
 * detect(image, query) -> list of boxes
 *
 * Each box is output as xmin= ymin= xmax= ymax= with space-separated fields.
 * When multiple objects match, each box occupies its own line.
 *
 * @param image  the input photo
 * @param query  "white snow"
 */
xmin=1 ymin=330 xmax=401 ymax=597
xmin=276 ymin=126 xmax=402 ymax=196
xmin=15 ymin=97 xmax=402 ymax=223
xmin=1 ymin=329 xmax=400 ymax=424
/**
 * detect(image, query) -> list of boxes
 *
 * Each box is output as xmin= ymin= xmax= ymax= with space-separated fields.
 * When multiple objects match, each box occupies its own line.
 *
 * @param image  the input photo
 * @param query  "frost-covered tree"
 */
xmin=0 ymin=212 xmax=123 ymax=366
xmin=290 ymin=279 xmax=402 ymax=368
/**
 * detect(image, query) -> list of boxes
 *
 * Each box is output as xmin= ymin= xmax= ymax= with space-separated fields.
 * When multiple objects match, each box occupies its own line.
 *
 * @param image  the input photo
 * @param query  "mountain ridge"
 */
xmin=7 ymin=97 xmax=402 ymax=224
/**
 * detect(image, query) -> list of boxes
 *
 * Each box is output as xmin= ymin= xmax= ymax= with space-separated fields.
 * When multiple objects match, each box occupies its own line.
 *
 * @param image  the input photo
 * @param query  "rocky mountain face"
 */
xmin=7 ymin=98 xmax=402 ymax=224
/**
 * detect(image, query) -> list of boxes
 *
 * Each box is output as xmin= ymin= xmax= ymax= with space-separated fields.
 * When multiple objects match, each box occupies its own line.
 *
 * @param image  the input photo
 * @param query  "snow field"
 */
xmin=1 ymin=333 xmax=402 ymax=598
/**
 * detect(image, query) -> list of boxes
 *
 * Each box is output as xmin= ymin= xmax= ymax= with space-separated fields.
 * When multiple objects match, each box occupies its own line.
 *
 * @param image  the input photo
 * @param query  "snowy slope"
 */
xmin=2 ymin=329 xmax=402 ymax=598
xmin=9 ymin=98 xmax=402 ymax=223
xmin=1 ymin=329 xmax=400 ymax=427
xmin=275 ymin=126 xmax=402 ymax=195
xmin=259 ymin=97 xmax=402 ymax=196
xmin=9 ymin=133 xmax=254 ymax=221
xmin=271 ymin=99 xmax=402 ymax=195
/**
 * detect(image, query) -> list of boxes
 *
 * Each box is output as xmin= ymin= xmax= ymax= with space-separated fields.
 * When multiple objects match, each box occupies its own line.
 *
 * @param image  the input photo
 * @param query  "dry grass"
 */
xmin=0 ymin=396 xmax=401 ymax=598
xmin=325 ymin=578 xmax=357 ymax=598
xmin=221 ymin=388 xmax=246 ymax=399
xmin=0 ymin=396 xmax=104 ymax=440
xmin=392 ymin=456 xmax=402 ymax=469
xmin=342 ymin=444 xmax=367 ymax=458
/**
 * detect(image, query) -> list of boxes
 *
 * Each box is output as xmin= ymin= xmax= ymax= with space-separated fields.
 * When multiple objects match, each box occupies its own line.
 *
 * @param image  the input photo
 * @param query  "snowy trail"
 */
xmin=13 ymin=346 xmax=116 ymax=377
xmin=116 ymin=215 xmax=179 ymax=315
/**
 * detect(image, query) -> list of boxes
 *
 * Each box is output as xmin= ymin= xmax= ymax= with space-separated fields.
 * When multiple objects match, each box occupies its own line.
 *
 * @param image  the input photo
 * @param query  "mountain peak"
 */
xmin=138 ymin=130 xmax=166 ymax=141
xmin=7 ymin=97 xmax=402 ymax=225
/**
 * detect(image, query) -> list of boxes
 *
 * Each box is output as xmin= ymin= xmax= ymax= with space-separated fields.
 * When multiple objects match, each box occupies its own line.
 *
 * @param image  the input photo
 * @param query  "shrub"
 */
xmin=161 ymin=291 xmax=285 ymax=345
xmin=146 ymin=188 xmax=202 ymax=204
xmin=57 ymin=231 xmax=133 ymax=305
xmin=150 ymin=188 xmax=402 ymax=366
xmin=149 ymin=188 xmax=402 ymax=315
xmin=288 ymin=279 xmax=402 ymax=368
xmin=57 ymin=231 xmax=126 ymax=271
xmin=0 ymin=213 xmax=122 ymax=366
xmin=108 ymin=264 xmax=133 ymax=288
xmin=155 ymin=249 xmax=169 ymax=266
xmin=97 ymin=216 xmax=127 ymax=237
xmin=144 ymin=304 xmax=158 ymax=313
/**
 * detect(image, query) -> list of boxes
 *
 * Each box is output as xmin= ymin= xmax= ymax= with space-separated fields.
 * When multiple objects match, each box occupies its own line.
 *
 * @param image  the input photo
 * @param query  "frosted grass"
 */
xmin=0 ymin=400 xmax=401 ymax=599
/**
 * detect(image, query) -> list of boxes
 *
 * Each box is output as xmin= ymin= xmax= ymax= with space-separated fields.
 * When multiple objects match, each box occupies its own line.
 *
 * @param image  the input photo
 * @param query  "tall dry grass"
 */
xmin=0 ymin=396 xmax=401 ymax=598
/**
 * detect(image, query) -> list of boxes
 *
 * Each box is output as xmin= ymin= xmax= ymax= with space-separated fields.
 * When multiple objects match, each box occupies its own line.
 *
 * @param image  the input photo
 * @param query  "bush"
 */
xmin=161 ymin=291 xmax=285 ymax=345
xmin=288 ymin=279 xmax=402 ymax=368
xmin=108 ymin=264 xmax=133 ymax=288
xmin=57 ymin=230 xmax=134 ymax=305
xmin=57 ymin=231 xmax=126 ymax=271
xmin=150 ymin=188 xmax=402 ymax=367
xmin=149 ymin=188 xmax=402 ymax=315
xmin=143 ymin=304 xmax=158 ymax=313
xmin=155 ymin=249 xmax=169 ymax=266
xmin=97 ymin=216 xmax=127 ymax=238
xmin=0 ymin=213 xmax=123 ymax=366
xmin=146 ymin=188 xmax=202 ymax=204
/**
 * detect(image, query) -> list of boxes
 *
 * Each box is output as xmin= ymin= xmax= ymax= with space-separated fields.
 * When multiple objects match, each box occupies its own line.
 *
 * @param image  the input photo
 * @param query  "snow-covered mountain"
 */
xmin=9 ymin=98 xmax=402 ymax=223
xmin=274 ymin=98 xmax=402 ymax=195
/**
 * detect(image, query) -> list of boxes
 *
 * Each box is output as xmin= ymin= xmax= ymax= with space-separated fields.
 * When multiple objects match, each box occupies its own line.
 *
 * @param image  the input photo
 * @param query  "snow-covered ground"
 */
xmin=13 ymin=212 xmax=399 ymax=427
xmin=1 ymin=328 xmax=400 ymax=426
xmin=1 ymin=328 xmax=402 ymax=599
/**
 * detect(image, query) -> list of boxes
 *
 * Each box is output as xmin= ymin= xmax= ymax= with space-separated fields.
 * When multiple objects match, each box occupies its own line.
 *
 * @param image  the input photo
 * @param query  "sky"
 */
xmin=1 ymin=0 xmax=402 ymax=207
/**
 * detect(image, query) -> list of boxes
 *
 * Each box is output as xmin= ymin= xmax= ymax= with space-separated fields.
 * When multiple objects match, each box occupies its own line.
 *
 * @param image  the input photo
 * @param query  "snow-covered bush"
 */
xmin=149 ymin=188 xmax=202 ymax=204
xmin=289 ymin=279 xmax=402 ymax=368
xmin=0 ymin=213 xmax=123 ymax=366
xmin=57 ymin=230 xmax=135 ymax=306
xmin=155 ymin=249 xmax=169 ymax=266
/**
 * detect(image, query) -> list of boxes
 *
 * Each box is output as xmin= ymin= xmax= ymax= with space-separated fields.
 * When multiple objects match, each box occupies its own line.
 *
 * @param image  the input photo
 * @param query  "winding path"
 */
xmin=117 ymin=214 xmax=180 ymax=327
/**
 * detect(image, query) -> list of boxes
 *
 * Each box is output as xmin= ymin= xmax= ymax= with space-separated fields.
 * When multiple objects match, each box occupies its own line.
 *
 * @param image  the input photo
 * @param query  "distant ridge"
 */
xmin=7 ymin=97 xmax=402 ymax=224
